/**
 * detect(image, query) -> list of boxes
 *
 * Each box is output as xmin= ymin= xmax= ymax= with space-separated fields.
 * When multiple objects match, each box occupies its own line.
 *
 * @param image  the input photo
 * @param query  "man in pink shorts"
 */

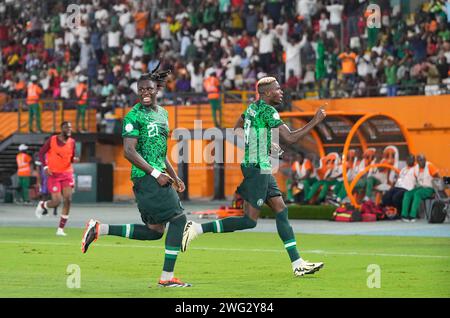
xmin=35 ymin=121 xmax=79 ymax=236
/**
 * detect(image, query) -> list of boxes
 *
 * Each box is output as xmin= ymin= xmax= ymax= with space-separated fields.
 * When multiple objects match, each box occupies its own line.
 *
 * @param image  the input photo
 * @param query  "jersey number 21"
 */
xmin=147 ymin=123 xmax=159 ymax=137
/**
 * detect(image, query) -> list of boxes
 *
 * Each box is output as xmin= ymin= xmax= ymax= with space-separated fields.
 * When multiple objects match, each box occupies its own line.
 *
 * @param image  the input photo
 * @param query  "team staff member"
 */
xmin=292 ymin=152 xmax=317 ymax=203
xmin=381 ymin=154 xmax=416 ymax=215
xmin=16 ymin=144 xmax=33 ymax=203
xmin=27 ymin=75 xmax=43 ymax=133
xmin=401 ymin=154 xmax=440 ymax=222
xmin=75 ymin=75 xmax=88 ymax=132
xmin=203 ymin=72 xmax=221 ymax=127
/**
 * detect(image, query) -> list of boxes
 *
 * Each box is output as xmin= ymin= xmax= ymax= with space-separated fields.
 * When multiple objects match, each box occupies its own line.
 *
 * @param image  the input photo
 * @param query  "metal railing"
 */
xmin=0 ymin=98 xmax=99 ymax=134
xmin=1 ymin=83 xmax=449 ymax=137
xmin=291 ymin=82 xmax=450 ymax=99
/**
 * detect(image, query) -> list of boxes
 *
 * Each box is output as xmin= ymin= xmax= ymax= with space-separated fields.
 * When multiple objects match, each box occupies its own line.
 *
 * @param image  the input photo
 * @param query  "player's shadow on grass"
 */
xmin=299 ymin=276 xmax=321 ymax=279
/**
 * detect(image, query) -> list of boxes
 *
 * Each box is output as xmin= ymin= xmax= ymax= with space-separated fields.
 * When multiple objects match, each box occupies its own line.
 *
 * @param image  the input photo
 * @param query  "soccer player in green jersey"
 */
xmin=81 ymin=69 xmax=192 ymax=287
xmin=182 ymin=77 xmax=327 ymax=277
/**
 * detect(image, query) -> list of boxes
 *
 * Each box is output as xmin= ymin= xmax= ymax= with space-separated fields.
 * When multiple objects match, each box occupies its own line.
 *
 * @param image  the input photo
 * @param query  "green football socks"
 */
xmin=107 ymin=224 xmax=163 ymax=240
xmin=201 ymin=214 xmax=257 ymax=233
xmin=276 ymin=208 xmax=300 ymax=262
xmin=162 ymin=214 xmax=186 ymax=273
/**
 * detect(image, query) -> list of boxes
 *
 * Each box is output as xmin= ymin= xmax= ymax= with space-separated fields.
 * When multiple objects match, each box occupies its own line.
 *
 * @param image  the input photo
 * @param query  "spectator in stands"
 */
xmin=326 ymin=0 xmax=344 ymax=41
xmin=422 ymin=58 xmax=442 ymax=95
xmin=318 ymin=12 xmax=330 ymax=33
xmin=245 ymin=5 xmax=259 ymax=36
xmin=257 ymin=20 xmax=276 ymax=73
xmin=384 ymin=56 xmax=398 ymax=96
xmin=16 ymin=144 xmax=33 ymax=204
xmin=284 ymin=69 xmax=300 ymax=90
xmin=401 ymin=154 xmax=440 ymax=222
xmin=175 ymin=72 xmax=191 ymax=94
xmin=27 ymin=75 xmax=43 ymax=133
xmin=278 ymin=32 xmax=303 ymax=82
xmin=1 ymin=0 xmax=449 ymax=111
xmin=297 ymin=0 xmax=318 ymax=26
xmin=338 ymin=46 xmax=357 ymax=92
xmin=324 ymin=45 xmax=338 ymax=97
xmin=436 ymin=55 xmax=449 ymax=80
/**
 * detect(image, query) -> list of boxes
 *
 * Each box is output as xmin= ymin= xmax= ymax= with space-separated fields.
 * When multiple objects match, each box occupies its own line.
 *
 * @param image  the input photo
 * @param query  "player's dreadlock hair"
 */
xmin=138 ymin=61 xmax=171 ymax=88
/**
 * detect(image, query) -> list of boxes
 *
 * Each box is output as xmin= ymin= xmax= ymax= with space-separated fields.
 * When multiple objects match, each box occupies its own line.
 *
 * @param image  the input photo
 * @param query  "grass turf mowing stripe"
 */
xmin=0 ymin=240 xmax=449 ymax=259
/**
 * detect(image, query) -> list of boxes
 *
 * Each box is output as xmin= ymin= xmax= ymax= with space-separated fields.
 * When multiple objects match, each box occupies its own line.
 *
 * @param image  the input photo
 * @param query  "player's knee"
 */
xmin=170 ymin=214 xmax=187 ymax=229
xmin=268 ymin=196 xmax=286 ymax=212
xmin=147 ymin=223 xmax=165 ymax=234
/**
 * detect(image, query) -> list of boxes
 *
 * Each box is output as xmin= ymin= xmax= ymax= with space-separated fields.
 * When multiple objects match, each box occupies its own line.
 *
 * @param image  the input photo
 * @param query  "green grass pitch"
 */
xmin=1 ymin=227 xmax=449 ymax=298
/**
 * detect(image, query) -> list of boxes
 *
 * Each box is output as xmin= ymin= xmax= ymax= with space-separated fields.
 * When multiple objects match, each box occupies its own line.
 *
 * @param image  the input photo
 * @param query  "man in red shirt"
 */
xmin=35 ymin=121 xmax=79 ymax=236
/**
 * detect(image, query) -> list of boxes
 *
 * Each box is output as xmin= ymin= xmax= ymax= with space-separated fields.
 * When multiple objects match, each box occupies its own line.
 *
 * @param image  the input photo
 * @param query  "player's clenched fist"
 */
xmin=313 ymin=105 xmax=327 ymax=124
xmin=157 ymin=173 xmax=174 ymax=187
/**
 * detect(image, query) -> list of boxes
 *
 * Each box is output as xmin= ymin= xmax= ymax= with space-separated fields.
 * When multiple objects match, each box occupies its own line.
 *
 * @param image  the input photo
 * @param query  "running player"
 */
xmin=34 ymin=121 xmax=78 ymax=235
xmin=81 ymin=69 xmax=191 ymax=288
xmin=182 ymin=76 xmax=327 ymax=277
xmin=34 ymin=151 xmax=58 ymax=216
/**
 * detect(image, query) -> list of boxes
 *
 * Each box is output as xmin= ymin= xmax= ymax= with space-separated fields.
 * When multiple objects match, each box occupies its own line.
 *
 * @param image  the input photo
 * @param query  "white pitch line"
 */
xmin=1 ymin=240 xmax=449 ymax=259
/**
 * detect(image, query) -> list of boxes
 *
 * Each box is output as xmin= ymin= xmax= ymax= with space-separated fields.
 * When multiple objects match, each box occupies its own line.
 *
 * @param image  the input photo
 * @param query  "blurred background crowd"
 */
xmin=0 ymin=0 xmax=449 ymax=115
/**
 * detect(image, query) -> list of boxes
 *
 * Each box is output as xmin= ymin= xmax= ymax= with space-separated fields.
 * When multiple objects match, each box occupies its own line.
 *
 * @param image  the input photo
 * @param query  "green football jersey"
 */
xmin=122 ymin=103 xmax=169 ymax=179
xmin=242 ymin=100 xmax=284 ymax=170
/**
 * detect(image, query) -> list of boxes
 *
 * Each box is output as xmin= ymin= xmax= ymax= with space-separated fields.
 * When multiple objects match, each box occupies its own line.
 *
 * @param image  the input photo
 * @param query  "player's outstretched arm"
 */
xmin=279 ymin=106 xmax=327 ymax=145
xmin=123 ymin=138 xmax=173 ymax=186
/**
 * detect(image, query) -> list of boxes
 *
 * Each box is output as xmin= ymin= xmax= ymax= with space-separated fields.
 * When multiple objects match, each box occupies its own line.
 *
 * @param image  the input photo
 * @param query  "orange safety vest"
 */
xmin=75 ymin=83 xmax=88 ymax=105
xmin=316 ymin=156 xmax=328 ymax=180
xmin=16 ymin=152 xmax=32 ymax=177
xmin=203 ymin=76 xmax=220 ymax=100
xmin=27 ymin=83 xmax=42 ymax=105
xmin=46 ymin=135 xmax=75 ymax=173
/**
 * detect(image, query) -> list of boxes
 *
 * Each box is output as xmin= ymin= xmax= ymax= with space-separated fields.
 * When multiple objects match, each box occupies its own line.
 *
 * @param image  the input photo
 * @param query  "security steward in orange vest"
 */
xmin=27 ymin=75 xmax=43 ymax=133
xmin=203 ymin=72 xmax=221 ymax=127
xmin=75 ymin=75 xmax=89 ymax=132
xmin=16 ymin=144 xmax=33 ymax=203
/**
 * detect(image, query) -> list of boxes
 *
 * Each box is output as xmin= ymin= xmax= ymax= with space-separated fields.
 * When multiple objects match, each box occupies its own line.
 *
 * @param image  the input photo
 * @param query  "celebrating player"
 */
xmin=35 ymin=121 xmax=78 ymax=236
xmin=81 ymin=68 xmax=192 ymax=288
xmin=182 ymin=76 xmax=327 ymax=277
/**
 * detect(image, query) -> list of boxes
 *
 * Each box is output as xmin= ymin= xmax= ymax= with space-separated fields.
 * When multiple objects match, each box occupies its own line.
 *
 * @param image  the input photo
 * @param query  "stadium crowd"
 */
xmin=0 ymin=0 xmax=449 ymax=114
